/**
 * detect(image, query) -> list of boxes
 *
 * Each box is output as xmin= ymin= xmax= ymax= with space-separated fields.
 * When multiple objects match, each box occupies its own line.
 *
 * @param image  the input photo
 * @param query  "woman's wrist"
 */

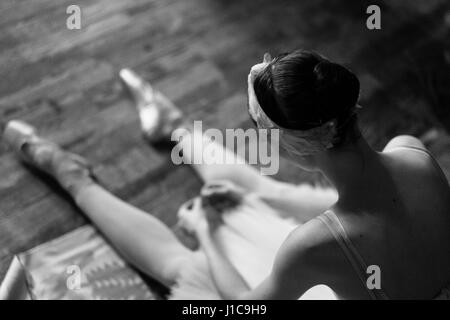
xmin=196 ymin=225 xmax=219 ymax=250
xmin=196 ymin=224 xmax=211 ymax=241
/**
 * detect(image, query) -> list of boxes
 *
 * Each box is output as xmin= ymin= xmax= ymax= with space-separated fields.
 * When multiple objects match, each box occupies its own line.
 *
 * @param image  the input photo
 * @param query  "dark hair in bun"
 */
xmin=253 ymin=49 xmax=360 ymax=146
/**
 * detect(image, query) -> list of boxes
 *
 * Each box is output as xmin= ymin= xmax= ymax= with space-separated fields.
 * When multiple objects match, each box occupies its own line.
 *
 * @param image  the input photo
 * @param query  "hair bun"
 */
xmin=312 ymin=60 xmax=360 ymax=120
xmin=253 ymin=49 xmax=360 ymax=130
xmin=313 ymin=61 xmax=344 ymax=86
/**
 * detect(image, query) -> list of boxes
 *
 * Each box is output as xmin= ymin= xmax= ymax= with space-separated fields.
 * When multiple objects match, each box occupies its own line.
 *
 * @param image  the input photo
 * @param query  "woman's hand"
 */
xmin=177 ymin=181 xmax=245 ymax=236
xmin=200 ymin=181 xmax=244 ymax=214
xmin=177 ymin=197 xmax=210 ymax=235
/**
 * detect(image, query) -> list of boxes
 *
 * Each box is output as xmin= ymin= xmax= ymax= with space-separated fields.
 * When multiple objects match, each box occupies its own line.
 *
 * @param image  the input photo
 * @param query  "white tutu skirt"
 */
xmin=169 ymin=182 xmax=338 ymax=300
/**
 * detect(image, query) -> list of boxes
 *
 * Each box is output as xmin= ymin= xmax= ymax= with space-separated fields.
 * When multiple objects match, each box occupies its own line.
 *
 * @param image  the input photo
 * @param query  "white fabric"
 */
xmin=169 ymin=182 xmax=337 ymax=300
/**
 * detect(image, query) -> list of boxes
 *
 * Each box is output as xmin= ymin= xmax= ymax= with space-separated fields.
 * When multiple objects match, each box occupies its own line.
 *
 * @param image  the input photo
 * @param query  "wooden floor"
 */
xmin=1 ymin=0 xmax=449 ymax=288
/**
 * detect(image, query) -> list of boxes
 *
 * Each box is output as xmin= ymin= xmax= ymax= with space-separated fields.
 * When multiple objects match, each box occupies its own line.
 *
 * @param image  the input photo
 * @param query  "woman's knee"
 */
xmin=161 ymin=254 xmax=195 ymax=286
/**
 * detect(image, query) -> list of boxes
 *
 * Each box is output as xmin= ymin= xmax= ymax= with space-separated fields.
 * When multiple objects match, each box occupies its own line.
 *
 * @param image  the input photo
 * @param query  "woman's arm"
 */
xmin=195 ymin=220 xmax=321 ymax=300
xmin=197 ymin=228 xmax=250 ymax=299
xmin=258 ymin=184 xmax=337 ymax=223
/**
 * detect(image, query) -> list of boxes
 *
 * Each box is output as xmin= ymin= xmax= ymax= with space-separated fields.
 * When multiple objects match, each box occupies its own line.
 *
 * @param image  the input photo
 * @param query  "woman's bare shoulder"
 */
xmin=383 ymin=135 xmax=425 ymax=152
xmin=383 ymin=138 xmax=448 ymax=187
xmin=277 ymin=218 xmax=346 ymax=278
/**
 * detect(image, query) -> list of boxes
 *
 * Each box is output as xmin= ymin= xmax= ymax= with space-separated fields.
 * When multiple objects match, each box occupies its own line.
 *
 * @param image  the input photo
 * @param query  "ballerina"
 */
xmin=3 ymin=49 xmax=450 ymax=299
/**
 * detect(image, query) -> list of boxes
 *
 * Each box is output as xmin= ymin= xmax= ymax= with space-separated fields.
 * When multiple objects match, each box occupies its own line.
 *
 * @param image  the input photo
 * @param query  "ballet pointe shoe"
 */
xmin=3 ymin=120 xmax=94 ymax=197
xmin=119 ymin=68 xmax=184 ymax=143
xmin=3 ymin=120 xmax=61 ymax=168
xmin=3 ymin=120 xmax=39 ymax=156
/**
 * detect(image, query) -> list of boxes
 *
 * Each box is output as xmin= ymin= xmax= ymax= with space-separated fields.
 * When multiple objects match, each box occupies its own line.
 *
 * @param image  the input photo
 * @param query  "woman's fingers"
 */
xmin=201 ymin=181 xmax=243 ymax=214
xmin=177 ymin=197 xmax=204 ymax=232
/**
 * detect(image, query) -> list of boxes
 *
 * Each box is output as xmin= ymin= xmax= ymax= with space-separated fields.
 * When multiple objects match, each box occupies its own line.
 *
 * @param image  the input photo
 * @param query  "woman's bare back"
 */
xmin=327 ymin=145 xmax=450 ymax=299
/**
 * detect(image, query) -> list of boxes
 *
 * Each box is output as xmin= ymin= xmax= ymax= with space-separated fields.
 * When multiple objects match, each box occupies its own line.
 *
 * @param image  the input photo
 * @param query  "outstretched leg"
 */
xmin=75 ymin=184 xmax=194 ymax=287
xmin=174 ymin=126 xmax=286 ymax=195
xmin=173 ymin=127 xmax=337 ymax=221
xmin=3 ymin=121 xmax=193 ymax=288
xmin=119 ymin=68 xmax=337 ymax=220
xmin=119 ymin=68 xmax=285 ymax=196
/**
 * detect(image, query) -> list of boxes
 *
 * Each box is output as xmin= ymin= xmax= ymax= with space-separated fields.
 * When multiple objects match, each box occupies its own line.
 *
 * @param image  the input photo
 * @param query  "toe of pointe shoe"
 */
xmin=119 ymin=68 xmax=143 ymax=88
xmin=119 ymin=68 xmax=184 ymax=142
xmin=3 ymin=120 xmax=37 ymax=153
xmin=119 ymin=68 xmax=154 ymax=105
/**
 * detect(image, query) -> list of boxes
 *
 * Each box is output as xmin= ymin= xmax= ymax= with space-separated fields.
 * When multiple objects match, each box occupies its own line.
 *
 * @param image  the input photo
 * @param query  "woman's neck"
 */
xmin=317 ymin=138 xmax=382 ymax=208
